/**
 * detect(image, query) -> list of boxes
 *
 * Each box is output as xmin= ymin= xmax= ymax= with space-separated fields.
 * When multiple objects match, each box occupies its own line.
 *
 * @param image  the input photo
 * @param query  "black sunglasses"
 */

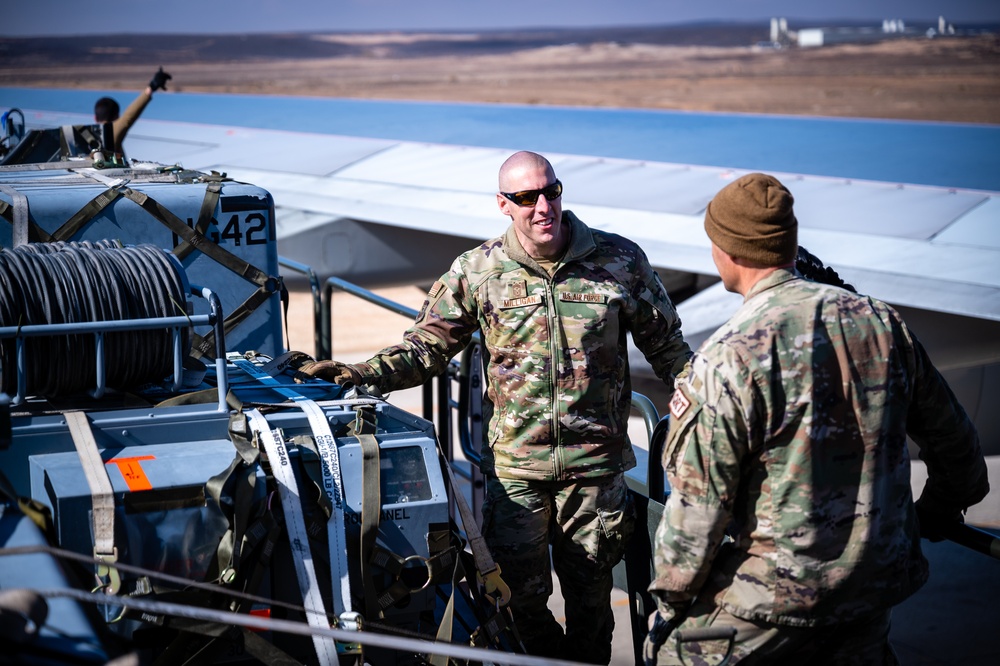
xmin=500 ymin=180 xmax=563 ymax=206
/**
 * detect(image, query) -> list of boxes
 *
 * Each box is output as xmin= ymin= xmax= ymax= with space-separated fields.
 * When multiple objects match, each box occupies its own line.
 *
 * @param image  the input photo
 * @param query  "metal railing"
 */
xmin=277 ymin=256 xmax=323 ymax=358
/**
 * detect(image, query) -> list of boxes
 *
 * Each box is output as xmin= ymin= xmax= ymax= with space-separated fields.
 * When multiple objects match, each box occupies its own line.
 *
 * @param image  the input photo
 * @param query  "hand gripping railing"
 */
xmin=0 ymin=285 xmax=227 ymax=411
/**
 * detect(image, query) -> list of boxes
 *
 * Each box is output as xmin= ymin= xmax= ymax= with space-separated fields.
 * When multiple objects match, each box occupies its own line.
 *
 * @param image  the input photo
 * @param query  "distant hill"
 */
xmin=5 ymin=20 xmax=998 ymax=65
xmin=0 ymin=22 xmax=889 ymax=64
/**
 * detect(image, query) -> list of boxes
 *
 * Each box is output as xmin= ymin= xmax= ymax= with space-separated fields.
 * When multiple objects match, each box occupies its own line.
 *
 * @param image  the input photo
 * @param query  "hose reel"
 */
xmin=0 ymin=241 xmax=191 ymax=398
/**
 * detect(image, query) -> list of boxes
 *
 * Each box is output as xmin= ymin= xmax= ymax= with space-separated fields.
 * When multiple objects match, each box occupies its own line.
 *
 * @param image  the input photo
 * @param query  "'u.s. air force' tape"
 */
xmin=246 ymin=409 xmax=338 ymax=665
xmin=233 ymin=359 xmax=352 ymax=618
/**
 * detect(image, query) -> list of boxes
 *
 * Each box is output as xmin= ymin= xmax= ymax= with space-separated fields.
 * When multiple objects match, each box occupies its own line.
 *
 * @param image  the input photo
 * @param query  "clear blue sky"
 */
xmin=6 ymin=0 xmax=999 ymax=37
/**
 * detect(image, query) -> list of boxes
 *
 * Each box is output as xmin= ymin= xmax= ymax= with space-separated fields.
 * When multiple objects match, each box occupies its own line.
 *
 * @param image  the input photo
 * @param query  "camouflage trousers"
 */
xmin=650 ymin=603 xmax=899 ymax=666
xmin=482 ymin=474 xmax=635 ymax=665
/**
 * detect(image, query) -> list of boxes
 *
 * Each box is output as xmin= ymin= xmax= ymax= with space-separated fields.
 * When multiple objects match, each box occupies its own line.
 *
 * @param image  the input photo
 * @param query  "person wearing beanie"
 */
xmin=703 ymin=171 xmax=798 ymax=268
xmin=646 ymin=173 xmax=987 ymax=664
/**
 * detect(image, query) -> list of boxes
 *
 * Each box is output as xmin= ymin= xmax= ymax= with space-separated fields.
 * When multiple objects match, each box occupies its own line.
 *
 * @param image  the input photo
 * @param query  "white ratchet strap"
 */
xmin=232 ymin=359 xmax=352 ymax=618
xmin=64 ymin=410 xmax=120 ymax=595
xmin=246 ymin=409 xmax=338 ymax=665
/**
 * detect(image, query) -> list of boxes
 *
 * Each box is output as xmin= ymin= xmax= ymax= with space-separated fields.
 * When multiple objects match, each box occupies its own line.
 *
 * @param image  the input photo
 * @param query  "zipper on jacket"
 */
xmin=546 ymin=272 xmax=565 ymax=480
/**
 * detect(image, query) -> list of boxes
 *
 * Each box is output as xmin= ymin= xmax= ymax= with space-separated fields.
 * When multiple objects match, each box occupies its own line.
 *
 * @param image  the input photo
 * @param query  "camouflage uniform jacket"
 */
xmin=649 ymin=269 xmax=987 ymax=626
xmin=355 ymin=211 xmax=691 ymax=481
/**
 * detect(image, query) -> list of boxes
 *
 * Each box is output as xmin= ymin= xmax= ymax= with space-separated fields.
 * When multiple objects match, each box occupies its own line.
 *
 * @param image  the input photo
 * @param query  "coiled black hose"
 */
xmin=0 ymin=241 xmax=190 ymax=397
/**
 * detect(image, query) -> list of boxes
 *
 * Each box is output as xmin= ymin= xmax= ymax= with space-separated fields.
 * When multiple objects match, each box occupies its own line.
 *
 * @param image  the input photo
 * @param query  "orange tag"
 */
xmin=107 ymin=456 xmax=155 ymax=492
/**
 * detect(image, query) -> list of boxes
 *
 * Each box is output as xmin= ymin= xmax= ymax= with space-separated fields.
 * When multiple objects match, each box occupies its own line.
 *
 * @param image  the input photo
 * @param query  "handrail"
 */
xmin=191 ymin=285 xmax=229 ymax=412
xmin=0 ymin=286 xmax=226 ymax=410
xmin=278 ymin=256 xmax=322 ymax=358
xmin=630 ymin=392 xmax=660 ymax=445
xmin=646 ymin=416 xmax=670 ymax=503
xmin=321 ymin=276 xmax=421 ymax=361
xmin=456 ymin=343 xmax=483 ymax=465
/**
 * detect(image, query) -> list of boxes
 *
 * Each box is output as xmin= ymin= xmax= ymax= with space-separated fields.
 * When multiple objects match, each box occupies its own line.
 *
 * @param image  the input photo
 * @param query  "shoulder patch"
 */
xmin=668 ymin=387 xmax=692 ymax=420
xmin=418 ymin=280 xmax=446 ymax=320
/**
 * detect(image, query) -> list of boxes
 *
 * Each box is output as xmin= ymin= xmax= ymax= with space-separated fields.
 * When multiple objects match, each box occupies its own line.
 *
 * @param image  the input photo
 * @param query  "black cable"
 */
xmin=0 ymin=242 xmax=191 ymax=397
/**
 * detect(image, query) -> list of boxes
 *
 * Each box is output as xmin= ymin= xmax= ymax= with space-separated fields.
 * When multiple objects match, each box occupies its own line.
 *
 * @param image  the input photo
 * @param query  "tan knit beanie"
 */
xmin=704 ymin=173 xmax=798 ymax=266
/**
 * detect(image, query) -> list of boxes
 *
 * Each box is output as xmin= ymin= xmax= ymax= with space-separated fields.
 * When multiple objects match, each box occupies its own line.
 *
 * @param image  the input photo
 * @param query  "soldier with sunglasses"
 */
xmin=304 ymin=150 xmax=692 ymax=663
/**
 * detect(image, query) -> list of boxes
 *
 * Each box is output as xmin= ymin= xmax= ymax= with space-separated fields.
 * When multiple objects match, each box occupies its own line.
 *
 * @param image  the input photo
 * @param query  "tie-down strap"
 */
xmin=116 ymin=186 xmax=281 ymax=359
xmin=367 ymin=536 xmax=456 ymax=614
xmin=0 ymin=184 xmax=38 ymax=246
xmin=64 ymin=410 xmax=120 ymax=595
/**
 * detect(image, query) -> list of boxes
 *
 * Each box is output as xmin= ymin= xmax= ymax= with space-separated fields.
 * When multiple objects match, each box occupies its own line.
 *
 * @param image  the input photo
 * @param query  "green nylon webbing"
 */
xmin=190 ymin=283 xmax=278 ymax=360
xmin=117 ymin=186 xmax=281 ymax=360
xmin=354 ymin=405 xmax=382 ymax=621
xmin=49 ymin=187 xmax=123 ymax=242
xmin=2 ymin=179 xmax=280 ymax=361
xmin=174 ymin=181 xmax=223 ymax=261
xmin=120 ymin=187 xmax=271 ymax=287
xmin=0 ymin=184 xmax=45 ymax=245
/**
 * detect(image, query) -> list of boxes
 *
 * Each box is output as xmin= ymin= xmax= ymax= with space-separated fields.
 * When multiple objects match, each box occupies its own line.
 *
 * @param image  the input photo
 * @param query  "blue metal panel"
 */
xmin=0 ymin=507 xmax=107 ymax=662
xmin=30 ymin=439 xmax=248 ymax=580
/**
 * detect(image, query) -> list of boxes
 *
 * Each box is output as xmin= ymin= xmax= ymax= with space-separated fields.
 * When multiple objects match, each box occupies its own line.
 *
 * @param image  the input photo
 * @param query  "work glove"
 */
xmin=149 ymin=67 xmax=172 ymax=92
xmin=298 ymin=360 xmax=364 ymax=387
xmin=915 ymin=495 xmax=964 ymax=543
xmin=644 ymin=610 xmax=681 ymax=666
xmin=643 ymin=601 xmax=690 ymax=666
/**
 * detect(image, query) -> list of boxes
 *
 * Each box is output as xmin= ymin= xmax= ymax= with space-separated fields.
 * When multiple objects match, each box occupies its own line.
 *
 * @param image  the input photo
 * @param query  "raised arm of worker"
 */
xmin=112 ymin=67 xmax=171 ymax=154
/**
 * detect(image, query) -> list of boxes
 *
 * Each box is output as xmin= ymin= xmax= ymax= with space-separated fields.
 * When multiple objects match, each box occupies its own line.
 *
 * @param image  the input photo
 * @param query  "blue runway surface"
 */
xmin=3 ymin=86 xmax=999 ymax=191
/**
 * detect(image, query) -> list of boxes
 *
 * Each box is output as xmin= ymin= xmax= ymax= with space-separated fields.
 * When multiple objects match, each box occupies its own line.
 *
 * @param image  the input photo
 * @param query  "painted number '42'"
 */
xmin=172 ymin=212 xmax=272 ymax=248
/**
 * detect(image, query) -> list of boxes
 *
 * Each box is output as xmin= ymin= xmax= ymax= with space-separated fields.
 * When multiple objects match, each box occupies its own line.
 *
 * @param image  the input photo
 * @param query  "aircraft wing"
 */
xmin=124 ymin=116 xmax=999 ymax=325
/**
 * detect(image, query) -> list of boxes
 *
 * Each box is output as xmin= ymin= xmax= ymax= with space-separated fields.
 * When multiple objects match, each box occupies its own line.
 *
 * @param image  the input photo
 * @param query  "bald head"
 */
xmin=499 ymin=151 xmax=554 ymax=192
xmin=496 ymin=150 xmax=566 ymax=259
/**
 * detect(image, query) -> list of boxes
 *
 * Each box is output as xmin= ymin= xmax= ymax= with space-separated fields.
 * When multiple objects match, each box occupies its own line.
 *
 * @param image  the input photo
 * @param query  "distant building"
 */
xmin=797 ymin=25 xmax=897 ymax=48
xmin=775 ymin=15 xmax=970 ymax=49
